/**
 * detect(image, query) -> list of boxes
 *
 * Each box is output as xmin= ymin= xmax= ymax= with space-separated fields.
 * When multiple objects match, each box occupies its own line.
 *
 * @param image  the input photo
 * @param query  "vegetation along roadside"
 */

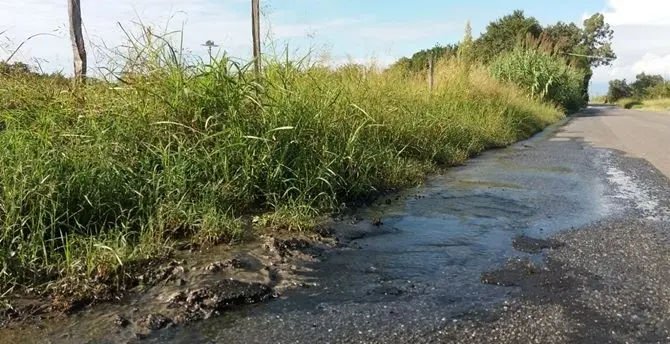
xmin=605 ymin=72 xmax=670 ymax=112
xmin=0 ymin=9 xmax=615 ymax=320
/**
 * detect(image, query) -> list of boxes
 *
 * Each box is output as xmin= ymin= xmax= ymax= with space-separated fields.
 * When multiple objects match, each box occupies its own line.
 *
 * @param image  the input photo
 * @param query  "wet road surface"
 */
xmin=141 ymin=106 xmax=670 ymax=343
xmin=7 ymin=106 xmax=670 ymax=343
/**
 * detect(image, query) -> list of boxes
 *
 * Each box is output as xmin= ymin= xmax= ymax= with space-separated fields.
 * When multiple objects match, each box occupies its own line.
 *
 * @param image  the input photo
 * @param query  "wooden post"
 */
xmin=68 ymin=0 xmax=87 ymax=83
xmin=428 ymin=53 xmax=434 ymax=92
xmin=251 ymin=0 xmax=261 ymax=77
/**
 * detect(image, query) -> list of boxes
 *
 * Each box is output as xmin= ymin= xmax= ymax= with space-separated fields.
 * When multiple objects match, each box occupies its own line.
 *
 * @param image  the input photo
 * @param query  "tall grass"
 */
xmin=0 ymin=32 xmax=563 ymax=292
xmin=616 ymin=97 xmax=670 ymax=112
xmin=489 ymin=47 xmax=587 ymax=113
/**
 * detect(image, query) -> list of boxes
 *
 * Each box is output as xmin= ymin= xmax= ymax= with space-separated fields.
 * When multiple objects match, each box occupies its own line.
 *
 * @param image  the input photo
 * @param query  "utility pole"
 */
xmin=202 ymin=40 xmax=219 ymax=62
xmin=251 ymin=0 xmax=261 ymax=77
xmin=68 ymin=0 xmax=87 ymax=83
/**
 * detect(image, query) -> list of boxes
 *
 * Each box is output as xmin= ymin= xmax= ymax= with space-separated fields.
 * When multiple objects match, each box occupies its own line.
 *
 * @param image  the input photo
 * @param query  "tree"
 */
xmin=607 ymin=79 xmax=632 ymax=102
xmin=388 ymin=44 xmax=458 ymax=74
xmin=631 ymin=73 xmax=665 ymax=97
xmin=542 ymin=22 xmax=582 ymax=57
xmin=68 ymin=0 xmax=87 ymax=82
xmin=542 ymin=14 xmax=616 ymax=104
xmin=472 ymin=10 xmax=543 ymax=63
xmin=581 ymin=13 xmax=616 ymax=68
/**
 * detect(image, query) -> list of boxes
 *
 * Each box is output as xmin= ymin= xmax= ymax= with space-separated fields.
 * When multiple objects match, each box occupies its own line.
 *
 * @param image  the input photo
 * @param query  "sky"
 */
xmin=1 ymin=0 xmax=668 ymax=94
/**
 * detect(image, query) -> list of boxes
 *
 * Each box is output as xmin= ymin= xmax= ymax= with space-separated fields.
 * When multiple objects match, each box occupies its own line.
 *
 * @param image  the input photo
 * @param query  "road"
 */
xmin=10 ymin=106 xmax=670 ymax=344
xmin=556 ymin=106 xmax=670 ymax=177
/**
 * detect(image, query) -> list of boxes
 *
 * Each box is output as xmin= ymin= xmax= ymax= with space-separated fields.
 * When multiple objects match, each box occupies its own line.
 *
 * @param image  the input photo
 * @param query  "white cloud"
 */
xmin=357 ymin=21 xmax=462 ymax=42
xmin=0 ymin=0 xmax=254 ymax=74
xmin=0 ymin=1 xmax=460 ymax=75
xmin=632 ymin=53 xmax=670 ymax=76
xmin=601 ymin=0 xmax=670 ymax=26
xmin=591 ymin=0 xmax=670 ymax=87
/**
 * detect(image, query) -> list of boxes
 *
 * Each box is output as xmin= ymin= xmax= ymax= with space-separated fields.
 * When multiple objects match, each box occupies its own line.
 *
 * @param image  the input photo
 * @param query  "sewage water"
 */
xmin=144 ymin=134 xmax=616 ymax=343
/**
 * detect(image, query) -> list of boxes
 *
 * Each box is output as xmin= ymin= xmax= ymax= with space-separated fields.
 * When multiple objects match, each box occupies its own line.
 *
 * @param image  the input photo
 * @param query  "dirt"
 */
xmin=511 ymin=235 xmax=564 ymax=253
xmin=0 ymin=227 xmax=341 ymax=338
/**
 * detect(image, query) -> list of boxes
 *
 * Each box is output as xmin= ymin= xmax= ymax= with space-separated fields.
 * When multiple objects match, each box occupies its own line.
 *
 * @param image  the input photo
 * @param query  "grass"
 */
xmin=590 ymin=95 xmax=607 ymax=104
xmin=615 ymin=97 xmax=643 ymax=109
xmin=489 ymin=47 xmax=587 ymax=113
xmin=0 ymin=34 xmax=563 ymax=296
xmin=617 ymin=98 xmax=670 ymax=112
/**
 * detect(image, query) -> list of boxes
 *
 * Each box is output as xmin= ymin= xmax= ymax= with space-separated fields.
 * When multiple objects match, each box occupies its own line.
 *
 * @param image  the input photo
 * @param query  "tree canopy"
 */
xmin=472 ymin=10 xmax=542 ymax=63
xmin=389 ymin=9 xmax=616 ymax=106
xmin=631 ymin=73 xmax=665 ymax=97
xmin=387 ymin=44 xmax=458 ymax=74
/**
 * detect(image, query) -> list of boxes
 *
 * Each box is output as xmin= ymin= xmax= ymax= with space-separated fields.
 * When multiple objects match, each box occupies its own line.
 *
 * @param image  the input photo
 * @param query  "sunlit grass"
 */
xmin=0 ymin=32 xmax=563 ymax=293
xmin=633 ymin=98 xmax=670 ymax=112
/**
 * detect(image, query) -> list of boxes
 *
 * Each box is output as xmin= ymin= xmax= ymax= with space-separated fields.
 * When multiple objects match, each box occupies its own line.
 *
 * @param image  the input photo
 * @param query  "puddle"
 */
xmin=141 ymin=136 xmax=614 ymax=343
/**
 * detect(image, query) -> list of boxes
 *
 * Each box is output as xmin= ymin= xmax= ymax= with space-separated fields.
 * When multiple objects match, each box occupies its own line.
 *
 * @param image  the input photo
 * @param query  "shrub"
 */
xmin=489 ymin=47 xmax=587 ymax=112
xmin=607 ymin=79 xmax=633 ymax=102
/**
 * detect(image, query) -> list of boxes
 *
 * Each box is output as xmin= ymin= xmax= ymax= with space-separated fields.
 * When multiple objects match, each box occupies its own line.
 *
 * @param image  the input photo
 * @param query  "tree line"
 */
xmin=607 ymin=73 xmax=670 ymax=102
xmin=389 ymin=10 xmax=616 ymax=110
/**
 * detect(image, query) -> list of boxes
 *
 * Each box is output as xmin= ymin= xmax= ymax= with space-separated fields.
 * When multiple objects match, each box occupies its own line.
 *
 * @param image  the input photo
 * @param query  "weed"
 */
xmin=0 ymin=29 xmax=563 ymax=294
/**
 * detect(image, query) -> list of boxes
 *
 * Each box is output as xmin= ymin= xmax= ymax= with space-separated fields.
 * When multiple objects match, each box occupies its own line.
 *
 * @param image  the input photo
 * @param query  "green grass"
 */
xmin=488 ymin=47 xmax=587 ymax=113
xmin=590 ymin=95 xmax=607 ymax=104
xmin=0 ymin=38 xmax=563 ymax=295
xmin=617 ymin=98 xmax=670 ymax=112
xmin=616 ymin=97 xmax=643 ymax=109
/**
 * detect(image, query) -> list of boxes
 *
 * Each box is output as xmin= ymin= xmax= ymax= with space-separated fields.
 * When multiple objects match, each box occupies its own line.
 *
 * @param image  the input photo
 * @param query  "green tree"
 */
xmin=473 ymin=10 xmax=542 ymax=63
xmin=607 ymin=79 xmax=632 ymax=102
xmin=542 ymin=22 xmax=582 ymax=57
xmin=581 ymin=13 xmax=616 ymax=68
xmin=388 ymin=44 xmax=458 ymax=73
xmin=631 ymin=73 xmax=665 ymax=97
xmin=543 ymin=14 xmax=615 ymax=103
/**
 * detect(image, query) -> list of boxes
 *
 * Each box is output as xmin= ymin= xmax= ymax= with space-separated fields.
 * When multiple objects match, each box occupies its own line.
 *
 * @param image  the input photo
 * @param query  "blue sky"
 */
xmin=1 ymin=0 xmax=669 ymax=94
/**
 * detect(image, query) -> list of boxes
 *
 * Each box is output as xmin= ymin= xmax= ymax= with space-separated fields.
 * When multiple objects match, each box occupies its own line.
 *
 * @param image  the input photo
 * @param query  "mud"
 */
xmin=511 ymin=235 xmax=563 ymax=253
xmin=0 ymin=231 xmax=334 ymax=343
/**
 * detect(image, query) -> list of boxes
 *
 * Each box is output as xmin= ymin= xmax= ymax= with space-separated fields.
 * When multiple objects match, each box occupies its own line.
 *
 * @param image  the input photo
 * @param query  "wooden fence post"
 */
xmin=251 ymin=0 xmax=261 ymax=77
xmin=428 ymin=53 xmax=434 ymax=92
xmin=68 ymin=0 xmax=87 ymax=83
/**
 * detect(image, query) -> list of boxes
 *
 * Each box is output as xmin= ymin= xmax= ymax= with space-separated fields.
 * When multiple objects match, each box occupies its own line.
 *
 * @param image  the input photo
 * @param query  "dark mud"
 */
xmin=511 ymin=235 xmax=563 ymax=253
xmin=0 ymin=232 xmax=334 ymax=343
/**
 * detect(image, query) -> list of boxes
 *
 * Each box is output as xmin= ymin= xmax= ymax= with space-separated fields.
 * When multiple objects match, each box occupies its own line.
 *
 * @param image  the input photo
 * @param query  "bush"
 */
xmin=607 ymin=79 xmax=633 ymax=102
xmin=489 ymin=47 xmax=587 ymax=112
xmin=646 ymin=83 xmax=670 ymax=99
xmin=616 ymin=97 xmax=642 ymax=109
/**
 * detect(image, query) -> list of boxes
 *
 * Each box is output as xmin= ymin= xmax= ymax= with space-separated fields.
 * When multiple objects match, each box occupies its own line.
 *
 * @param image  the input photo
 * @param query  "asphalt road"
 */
xmin=556 ymin=106 xmax=670 ymax=177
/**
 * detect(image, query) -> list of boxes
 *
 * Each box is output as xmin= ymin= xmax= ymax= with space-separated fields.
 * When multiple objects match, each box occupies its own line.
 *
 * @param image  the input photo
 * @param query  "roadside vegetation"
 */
xmin=606 ymin=73 xmax=670 ymax=112
xmin=0 ymin=10 xmax=614 ymax=299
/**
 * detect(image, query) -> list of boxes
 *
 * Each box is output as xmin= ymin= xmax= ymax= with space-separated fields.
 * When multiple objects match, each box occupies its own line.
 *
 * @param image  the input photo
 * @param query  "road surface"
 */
xmin=556 ymin=106 xmax=670 ymax=177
